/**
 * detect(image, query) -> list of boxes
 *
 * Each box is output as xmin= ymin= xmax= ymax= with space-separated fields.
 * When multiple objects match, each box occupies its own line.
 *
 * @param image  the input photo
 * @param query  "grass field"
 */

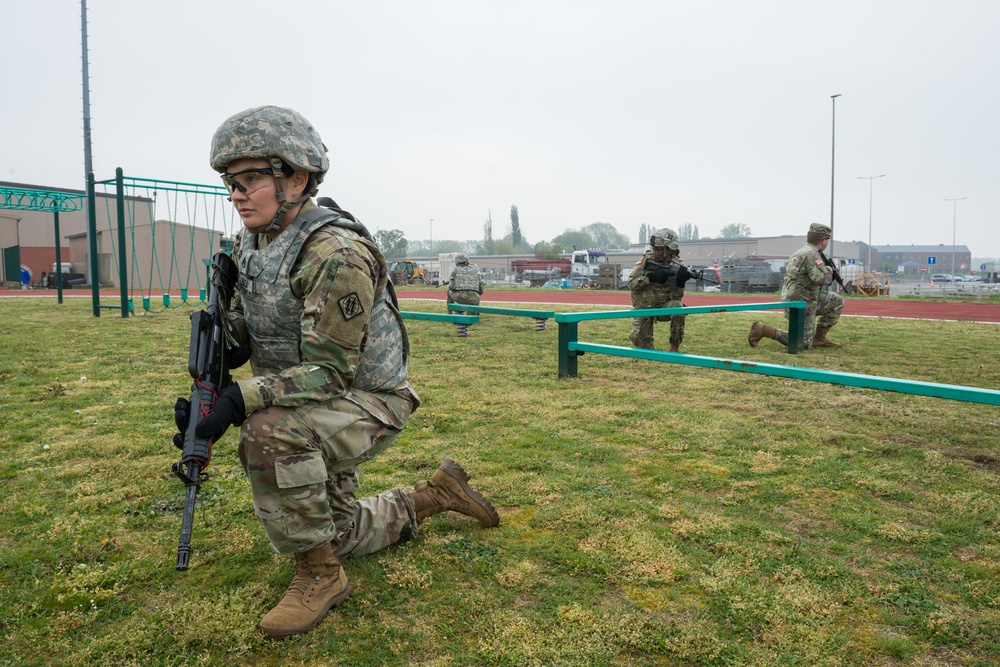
xmin=1 ymin=296 xmax=999 ymax=666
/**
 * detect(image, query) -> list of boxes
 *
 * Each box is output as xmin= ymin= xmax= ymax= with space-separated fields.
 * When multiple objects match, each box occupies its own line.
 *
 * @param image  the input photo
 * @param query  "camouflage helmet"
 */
xmin=209 ymin=106 xmax=329 ymax=185
xmin=456 ymin=253 xmax=470 ymax=264
xmin=650 ymin=227 xmax=680 ymax=251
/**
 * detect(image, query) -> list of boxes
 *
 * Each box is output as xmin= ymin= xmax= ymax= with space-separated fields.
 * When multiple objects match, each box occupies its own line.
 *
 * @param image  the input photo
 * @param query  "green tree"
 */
xmin=582 ymin=222 xmax=630 ymax=249
xmin=718 ymin=223 xmax=752 ymax=238
xmin=500 ymin=229 xmax=531 ymax=253
xmin=375 ymin=229 xmax=408 ymax=259
xmin=435 ymin=239 xmax=465 ymax=254
xmin=483 ymin=211 xmax=495 ymax=254
xmin=510 ymin=205 xmax=521 ymax=249
xmin=534 ymin=241 xmax=562 ymax=259
xmin=552 ymin=229 xmax=593 ymax=250
xmin=678 ymin=223 xmax=700 ymax=241
xmin=492 ymin=239 xmax=516 ymax=255
xmin=638 ymin=223 xmax=650 ymax=244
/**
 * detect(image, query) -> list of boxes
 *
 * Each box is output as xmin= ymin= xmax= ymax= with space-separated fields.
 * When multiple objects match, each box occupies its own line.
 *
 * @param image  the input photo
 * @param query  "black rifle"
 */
xmin=644 ymin=259 xmax=720 ymax=289
xmin=817 ymin=250 xmax=848 ymax=292
xmin=172 ymin=252 xmax=239 ymax=570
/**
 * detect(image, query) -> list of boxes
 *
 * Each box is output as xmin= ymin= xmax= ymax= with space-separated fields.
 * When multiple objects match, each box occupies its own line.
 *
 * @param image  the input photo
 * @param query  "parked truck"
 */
xmin=46 ymin=262 xmax=86 ymax=288
xmin=511 ymin=249 xmax=612 ymax=286
xmin=569 ymin=249 xmax=609 ymax=281
xmin=510 ymin=258 xmax=571 ymax=285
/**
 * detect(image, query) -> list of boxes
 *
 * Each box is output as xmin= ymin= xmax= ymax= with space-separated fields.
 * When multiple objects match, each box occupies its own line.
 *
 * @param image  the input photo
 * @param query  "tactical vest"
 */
xmin=236 ymin=208 xmax=409 ymax=393
xmin=452 ymin=264 xmax=480 ymax=292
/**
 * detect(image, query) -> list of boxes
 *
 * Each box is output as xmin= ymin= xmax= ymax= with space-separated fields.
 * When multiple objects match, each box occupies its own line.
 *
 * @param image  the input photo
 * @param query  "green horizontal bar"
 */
xmin=0 ymin=187 xmax=86 ymax=212
xmin=448 ymin=304 xmax=555 ymax=319
xmin=94 ymin=182 xmax=226 ymax=199
xmin=570 ymin=342 xmax=1000 ymax=406
xmin=400 ymin=311 xmax=479 ymax=324
xmin=125 ymin=176 xmax=228 ymax=192
xmin=554 ymin=301 xmax=805 ymax=323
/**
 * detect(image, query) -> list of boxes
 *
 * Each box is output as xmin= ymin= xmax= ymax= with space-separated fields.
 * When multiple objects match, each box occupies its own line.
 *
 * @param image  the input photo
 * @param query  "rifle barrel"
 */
xmin=172 ymin=252 xmax=238 ymax=571
xmin=175 ymin=460 xmax=201 ymax=570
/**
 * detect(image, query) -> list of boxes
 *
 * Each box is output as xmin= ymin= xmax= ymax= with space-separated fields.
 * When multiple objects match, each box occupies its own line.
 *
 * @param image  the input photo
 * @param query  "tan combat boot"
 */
xmin=411 ymin=458 xmax=500 ymax=527
xmin=259 ymin=542 xmax=350 ymax=639
xmin=748 ymin=321 xmax=777 ymax=348
xmin=811 ymin=326 xmax=841 ymax=348
xmin=668 ymin=343 xmax=680 ymax=353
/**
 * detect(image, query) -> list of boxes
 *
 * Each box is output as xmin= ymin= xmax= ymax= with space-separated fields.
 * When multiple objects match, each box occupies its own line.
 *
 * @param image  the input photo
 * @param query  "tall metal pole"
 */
xmin=81 ymin=0 xmax=96 ymax=290
xmin=429 ymin=218 xmax=434 ymax=251
xmin=54 ymin=210 xmax=63 ymax=304
xmin=858 ymin=174 xmax=885 ymax=273
xmin=829 ymin=94 xmax=841 ymax=260
xmin=944 ymin=197 xmax=966 ymax=277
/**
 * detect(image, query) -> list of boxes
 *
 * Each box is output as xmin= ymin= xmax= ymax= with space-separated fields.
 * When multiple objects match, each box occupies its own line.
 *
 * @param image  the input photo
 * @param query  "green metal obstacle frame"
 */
xmin=444 ymin=301 xmax=1000 ymax=407
xmin=86 ymin=168 xmax=239 ymax=317
xmin=0 ymin=185 xmax=86 ymax=305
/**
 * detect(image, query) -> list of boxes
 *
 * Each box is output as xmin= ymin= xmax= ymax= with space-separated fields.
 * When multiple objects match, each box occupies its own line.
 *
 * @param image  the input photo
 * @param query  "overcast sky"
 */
xmin=4 ymin=1 xmax=999 ymax=260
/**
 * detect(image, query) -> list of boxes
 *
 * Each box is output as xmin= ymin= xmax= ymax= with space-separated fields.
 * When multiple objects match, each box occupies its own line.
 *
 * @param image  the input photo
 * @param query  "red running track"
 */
xmin=4 ymin=287 xmax=1000 ymax=323
xmin=395 ymin=288 xmax=1000 ymax=324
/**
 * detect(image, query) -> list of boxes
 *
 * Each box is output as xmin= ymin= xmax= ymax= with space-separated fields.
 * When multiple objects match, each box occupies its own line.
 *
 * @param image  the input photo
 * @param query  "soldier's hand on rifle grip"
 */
xmin=195 ymin=385 xmax=247 ymax=442
xmin=173 ymin=397 xmax=191 ymax=450
xmin=675 ymin=265 xmax=692 ymax=287
xmin=649 ymin=268 xmax=671 ymax=284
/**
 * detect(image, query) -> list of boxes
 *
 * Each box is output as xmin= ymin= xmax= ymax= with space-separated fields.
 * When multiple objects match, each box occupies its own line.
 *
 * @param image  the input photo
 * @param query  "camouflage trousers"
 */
xmin=630 ymin=298 xmax=685 ymax=349
xmin=447 ymin=289 xmax=480 ymax=311
xmin=776 ymin=290 xmax=844 ymax=348
xmin=237 ymin=395 xmax=418 ymax=557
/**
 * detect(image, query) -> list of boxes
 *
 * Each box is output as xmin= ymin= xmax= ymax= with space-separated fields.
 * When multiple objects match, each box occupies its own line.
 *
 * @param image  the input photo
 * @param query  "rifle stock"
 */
xmin=172 ymin=252 xmax=238 ymax=570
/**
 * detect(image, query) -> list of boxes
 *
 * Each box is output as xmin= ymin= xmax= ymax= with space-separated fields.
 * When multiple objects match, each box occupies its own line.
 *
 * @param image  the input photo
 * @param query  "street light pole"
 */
xmin=429 ymin=219 xmax=434 ymax=252
xmin=858 ymin=174 xmax=885 ymax=273
xmin=943 ymin=197 xmax=966 ymax=277
xmin=829 ymin=94 xmax=842 ymax=260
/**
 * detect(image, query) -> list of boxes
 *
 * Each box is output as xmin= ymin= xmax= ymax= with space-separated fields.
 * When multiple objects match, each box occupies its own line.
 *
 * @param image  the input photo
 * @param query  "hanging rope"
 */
xmin=129 ymin=190 xmax=152 ymax=307
xmin=182 ymin=191 xmax=199 ymax=302
xmin=164 ymin=187 xmax=181 ymax=306
xmin=100 ymin=182 xmax=122 ymax=287
xmin=90 ymin=172 xmax=233 ymax=315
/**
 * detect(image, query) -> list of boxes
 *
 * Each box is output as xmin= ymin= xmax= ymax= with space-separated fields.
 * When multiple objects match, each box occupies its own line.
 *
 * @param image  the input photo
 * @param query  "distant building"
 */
xmin=874 ymin=244 xmax=971 ymax=277
xmin=1 ymin=179 xmax=231 ymax=289
xmin=675 ymin=235 xmax=862 ymax=267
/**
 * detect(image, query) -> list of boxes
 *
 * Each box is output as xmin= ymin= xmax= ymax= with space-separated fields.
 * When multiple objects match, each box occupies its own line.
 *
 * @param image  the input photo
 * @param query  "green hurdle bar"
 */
xmin=447 ymin=304 xmax=555 ymax=320
xmin=400 ymin=311 xmax=479 ymax=325
xmin=555 ymin=301 xmax=806 ymax=378
xmin=446 ymin=303 xmax=556 ymax=331
xmin=553 ymin=302 xmax=1000 ymax=405
xmin=565 ymin=344 xmax=1000 ymax=406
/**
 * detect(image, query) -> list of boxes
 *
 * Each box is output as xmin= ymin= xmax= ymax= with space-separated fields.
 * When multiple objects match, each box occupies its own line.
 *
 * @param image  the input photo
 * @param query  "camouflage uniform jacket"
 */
xmin=628 ymin=250 xmax=685 ymax=308
xmin=781 ymin=242 xmax=833 ymax=304
xmin=230 ymin=200 xmax=417 ymax=429
xmin=448 ymin=264 xmax=484 ymax=294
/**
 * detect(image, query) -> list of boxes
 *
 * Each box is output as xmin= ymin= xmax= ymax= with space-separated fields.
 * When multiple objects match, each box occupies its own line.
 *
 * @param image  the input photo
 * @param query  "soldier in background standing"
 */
xmin=748 ymin=222 xmax=844 ymax=349
xmin=628 ymin=228 xmax=692 ymax=352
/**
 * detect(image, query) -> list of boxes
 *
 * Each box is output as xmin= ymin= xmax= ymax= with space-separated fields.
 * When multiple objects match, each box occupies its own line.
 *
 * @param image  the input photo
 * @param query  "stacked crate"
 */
xmin=597 ymin=264 xmax=625 ymax=290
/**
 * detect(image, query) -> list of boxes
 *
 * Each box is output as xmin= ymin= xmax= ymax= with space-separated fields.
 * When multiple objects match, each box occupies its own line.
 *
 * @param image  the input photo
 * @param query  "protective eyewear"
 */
xmin=221 ymin=167 xmax=275 ymax=195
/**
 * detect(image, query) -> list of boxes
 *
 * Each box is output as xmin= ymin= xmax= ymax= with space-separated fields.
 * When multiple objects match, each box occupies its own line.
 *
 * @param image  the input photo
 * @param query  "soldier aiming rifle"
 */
xmin=628 ymin=227 xmax=695 ymax=353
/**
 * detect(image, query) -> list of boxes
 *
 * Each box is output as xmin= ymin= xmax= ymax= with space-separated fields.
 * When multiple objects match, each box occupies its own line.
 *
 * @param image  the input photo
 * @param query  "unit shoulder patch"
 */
xmin=338 ymin=293 xmax=365 ymax=320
